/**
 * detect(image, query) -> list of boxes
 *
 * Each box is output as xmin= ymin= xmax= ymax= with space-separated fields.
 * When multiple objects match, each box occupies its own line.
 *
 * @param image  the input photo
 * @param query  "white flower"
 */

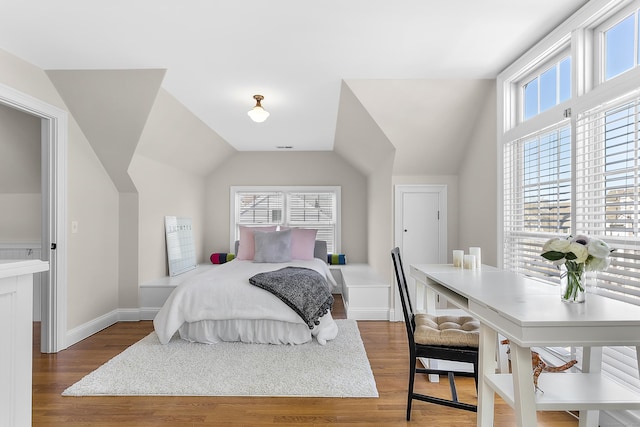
xmin=543 ymin=238 xmax=571 ymax=253
xmin=541 ymin=234 xmax=614 ymax=274
xmin=588 ymin=239 xmax=611 ymax=259
xmin=587 ymin=256 xmax=610 ymax=272
xmin=568 ymin=242 xmax=589 ymax=263
xmin=571 ymin=235 xmax=590 ymax=246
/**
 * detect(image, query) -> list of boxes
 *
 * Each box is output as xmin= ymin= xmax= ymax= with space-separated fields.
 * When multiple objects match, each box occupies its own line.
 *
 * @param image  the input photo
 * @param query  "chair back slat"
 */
xmin=391 ymin=247 xmax=416 ymax=344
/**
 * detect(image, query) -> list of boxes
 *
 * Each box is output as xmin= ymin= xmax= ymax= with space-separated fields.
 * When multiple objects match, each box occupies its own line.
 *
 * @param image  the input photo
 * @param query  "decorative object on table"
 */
xmin=210 ymin=253 xmax=235 ymax=264
xmin=327 ymin=253 xmax=347 ymax=265
xmin=469 ymin=247 xmax=482 ymax=268
xmin=500 ymin=339 xmax=578 ymax=393
xmin=463 ymin=254 xmax=476 ymax=270
xmin=541 ymin=235 xmax=614 ymax=303
xmin=452 ymin=250 xmax=464 ymax=268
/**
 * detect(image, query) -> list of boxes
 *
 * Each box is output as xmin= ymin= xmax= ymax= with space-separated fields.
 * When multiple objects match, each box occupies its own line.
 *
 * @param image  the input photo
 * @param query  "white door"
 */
xmin=394 ymin=185 xmax=447 ymax=320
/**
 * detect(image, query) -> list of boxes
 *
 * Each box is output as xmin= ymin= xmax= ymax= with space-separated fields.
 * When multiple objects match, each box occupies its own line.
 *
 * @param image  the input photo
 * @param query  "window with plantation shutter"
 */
xmin=231 ymin=186 xmax=340 ymax=254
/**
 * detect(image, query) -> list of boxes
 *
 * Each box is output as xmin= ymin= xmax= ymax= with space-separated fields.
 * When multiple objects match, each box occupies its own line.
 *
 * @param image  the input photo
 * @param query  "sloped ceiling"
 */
xmin=334 ymin=81 xmax=395 ymax=176
xmin=136 ymin=88 xmax=236 ymax=176
xmin=46 ymin=69 xmax=166 ymax=192
xmin=347 ymin=79 xmax=495 ymax=175
xmin=2 ymin=0 xmax=589 ymax=152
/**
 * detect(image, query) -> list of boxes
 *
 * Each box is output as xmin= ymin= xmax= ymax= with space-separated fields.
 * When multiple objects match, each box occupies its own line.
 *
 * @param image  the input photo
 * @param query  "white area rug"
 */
xmin=62 ymin=319 xmax=378 ymax=398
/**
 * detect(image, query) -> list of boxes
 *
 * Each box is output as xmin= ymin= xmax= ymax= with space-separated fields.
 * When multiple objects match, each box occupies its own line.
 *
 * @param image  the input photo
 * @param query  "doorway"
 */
xmin=393 ymin=185 xmax=447 ymax=320
xmin=0 ymin=83 xmax=68 ymax=353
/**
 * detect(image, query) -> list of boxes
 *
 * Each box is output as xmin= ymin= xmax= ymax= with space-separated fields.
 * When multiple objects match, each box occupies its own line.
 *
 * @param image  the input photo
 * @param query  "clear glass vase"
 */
xmin=560 ymin=262 xmax=586 ymax=303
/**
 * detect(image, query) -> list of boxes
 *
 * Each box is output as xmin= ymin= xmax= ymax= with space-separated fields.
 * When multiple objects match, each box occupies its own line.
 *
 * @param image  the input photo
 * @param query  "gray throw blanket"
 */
xmin=249 ymin=267 xmax=334 ymax=329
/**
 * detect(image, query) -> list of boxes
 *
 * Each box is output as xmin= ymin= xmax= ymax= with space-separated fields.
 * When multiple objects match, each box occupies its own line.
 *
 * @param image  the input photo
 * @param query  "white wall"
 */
xmin=0 ymin=103 xmax=41 ymax=243
xmin=66 ymin=122 xmax=120 ymax=328
xmin=458 ymin=81 xmax=498 ymax=266
xmin=204 ymin=151 xmax=368 ymax=263
xmin=130 ymin=154 xmax=206 ymax=284
xmin=367 ymin=156 xmax=395 ymax=281
xmin=0 ymin=48 xmax=121 ymax=331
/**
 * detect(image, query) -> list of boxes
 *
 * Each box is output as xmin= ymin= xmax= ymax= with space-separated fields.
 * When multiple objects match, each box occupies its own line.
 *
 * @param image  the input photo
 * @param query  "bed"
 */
xmin=153 ymin=227 xmax=340 ymax=346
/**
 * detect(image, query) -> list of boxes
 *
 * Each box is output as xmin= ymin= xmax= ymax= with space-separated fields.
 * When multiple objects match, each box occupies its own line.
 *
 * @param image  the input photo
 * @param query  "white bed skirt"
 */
xmin=178 ymin=318 xmax=315 ymax=345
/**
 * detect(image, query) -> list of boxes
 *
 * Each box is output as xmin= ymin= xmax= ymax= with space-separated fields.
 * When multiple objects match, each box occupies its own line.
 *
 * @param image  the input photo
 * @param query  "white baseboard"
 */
xmin=345 ymin=305 xmax=389 ymax=320
xmin=139 ymin=307 xmax=160 ymax=321
xmin=65 ymin=308 xmax=142 ymax=347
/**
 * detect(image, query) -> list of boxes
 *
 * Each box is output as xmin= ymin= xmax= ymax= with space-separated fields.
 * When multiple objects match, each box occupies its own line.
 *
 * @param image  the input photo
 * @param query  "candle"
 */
xmin=469 ymin=247 xmax=482 ymax=269
xmin=463 ymin=254 xmax=476 ymax=270
xmin=452 ymin=250 xmax=464 ymax=268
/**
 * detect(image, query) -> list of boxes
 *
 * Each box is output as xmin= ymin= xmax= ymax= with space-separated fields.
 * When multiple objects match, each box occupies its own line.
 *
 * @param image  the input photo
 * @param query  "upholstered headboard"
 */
xmin=235 ymin=239 xmax=328 ymax=262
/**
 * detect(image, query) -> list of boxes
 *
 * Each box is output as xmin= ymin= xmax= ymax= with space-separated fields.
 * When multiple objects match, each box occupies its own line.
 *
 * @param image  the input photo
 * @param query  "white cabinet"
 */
xmin=0 ymin=259 xmax=49 ymax=427
xmin=334 ymin=264 xmax=390 ymax=320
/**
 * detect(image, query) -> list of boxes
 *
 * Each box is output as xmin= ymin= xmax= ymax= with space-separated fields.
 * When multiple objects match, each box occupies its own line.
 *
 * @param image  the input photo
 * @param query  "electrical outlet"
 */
xmin=71 ymin=221 xmax=78 ymax=234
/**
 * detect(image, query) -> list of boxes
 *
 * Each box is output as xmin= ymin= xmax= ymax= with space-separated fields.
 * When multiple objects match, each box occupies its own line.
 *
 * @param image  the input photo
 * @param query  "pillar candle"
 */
xmin=469 ymin=247 xmax=482 ymax=269
xmin=463 ymin=254 xmax=476 ymax=270
xmin=452 ymin=250 xmax=464 ymax=268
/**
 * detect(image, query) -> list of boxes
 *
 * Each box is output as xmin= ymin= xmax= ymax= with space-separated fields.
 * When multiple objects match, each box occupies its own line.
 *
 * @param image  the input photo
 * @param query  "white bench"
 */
xmin=138 ymin=264 xmax=219 ymax=320
xmin=332 ymin=263 xmax=390 ymax=320
xmin=139 ymin=262 xmax=391 ymax=322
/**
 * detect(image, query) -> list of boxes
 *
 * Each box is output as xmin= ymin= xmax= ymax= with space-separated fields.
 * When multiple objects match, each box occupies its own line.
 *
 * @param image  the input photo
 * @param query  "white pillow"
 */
xmin=253 ymin=229 xmax=293 ymax=263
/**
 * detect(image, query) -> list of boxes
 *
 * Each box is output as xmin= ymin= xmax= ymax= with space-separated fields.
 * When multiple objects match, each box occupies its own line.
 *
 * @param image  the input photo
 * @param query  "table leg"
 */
xmin=510 ymin=343 xmax=538 ymax=427
xmin=477 ymin=324 xmax=497 ymax=427
xmin=578 ymin=347 xmax=602 ymax=427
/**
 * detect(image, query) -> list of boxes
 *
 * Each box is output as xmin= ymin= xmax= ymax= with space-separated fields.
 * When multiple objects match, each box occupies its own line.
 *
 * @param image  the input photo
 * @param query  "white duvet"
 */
xmin=153 ymin=258 xmax=339 ymax=345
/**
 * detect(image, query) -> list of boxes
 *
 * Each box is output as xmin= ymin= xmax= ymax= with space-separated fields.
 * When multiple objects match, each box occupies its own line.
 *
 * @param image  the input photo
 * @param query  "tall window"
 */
xmin=500 ymin=0 xmax=640 ymax=416
xmin=231 ymin=186 xmax=340 ymax=254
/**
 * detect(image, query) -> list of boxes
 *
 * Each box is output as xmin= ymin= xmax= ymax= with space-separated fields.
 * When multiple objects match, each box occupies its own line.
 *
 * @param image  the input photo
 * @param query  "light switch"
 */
xmin=71 ymin=221 xmax=78 ymax=234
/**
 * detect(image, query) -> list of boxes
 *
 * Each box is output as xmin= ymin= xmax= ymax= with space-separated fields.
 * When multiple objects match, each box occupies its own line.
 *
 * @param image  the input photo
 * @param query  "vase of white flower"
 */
xmin=559 ymin=261 xmax=586 ymax=303
xmin=541 ymin=235 xmax=613 ymax=303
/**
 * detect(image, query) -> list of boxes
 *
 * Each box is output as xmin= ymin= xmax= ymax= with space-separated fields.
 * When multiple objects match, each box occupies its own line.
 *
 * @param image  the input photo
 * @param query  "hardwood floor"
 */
xmin=33 ymin=297 xmax=578 ymax=426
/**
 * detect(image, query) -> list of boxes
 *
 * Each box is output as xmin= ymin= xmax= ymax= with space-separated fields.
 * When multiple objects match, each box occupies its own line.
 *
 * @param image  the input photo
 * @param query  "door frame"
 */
xmin=393 ymin=184 xmax=447 ymax=320
xmin=0 ymin=83 xmax=68 ymax=353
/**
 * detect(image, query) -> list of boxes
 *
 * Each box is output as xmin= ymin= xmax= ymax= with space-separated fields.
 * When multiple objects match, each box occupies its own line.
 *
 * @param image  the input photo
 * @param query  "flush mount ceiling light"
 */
xmin=247 ymin=94 xmax=270 ymax=123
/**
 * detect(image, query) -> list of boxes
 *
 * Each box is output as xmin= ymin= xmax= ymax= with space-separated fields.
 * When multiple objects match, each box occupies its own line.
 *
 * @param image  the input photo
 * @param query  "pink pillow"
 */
xmin=236 ymin=225 xmax=277 ymax=260
xmin=290 ymin=228 xmax=318 ymax=260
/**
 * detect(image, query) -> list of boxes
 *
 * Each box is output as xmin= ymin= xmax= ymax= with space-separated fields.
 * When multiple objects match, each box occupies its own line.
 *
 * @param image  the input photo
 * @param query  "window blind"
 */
xmin=233 ymin=188 xmax=339 ymax=254
xmin=236 ymin=192 xmax=284 ymax=226
xmin=287 ymin=192 xmax=337 ymax=252
xmin=575 ymin=91 xmax=640 ymax=304
xmin=503 ymin=121 xmax=571 ymax=282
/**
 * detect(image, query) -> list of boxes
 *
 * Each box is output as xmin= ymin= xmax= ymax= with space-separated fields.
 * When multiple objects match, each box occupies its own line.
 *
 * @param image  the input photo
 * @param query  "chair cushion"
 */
xmin=414 ymin=314 xmax=480 ymax=348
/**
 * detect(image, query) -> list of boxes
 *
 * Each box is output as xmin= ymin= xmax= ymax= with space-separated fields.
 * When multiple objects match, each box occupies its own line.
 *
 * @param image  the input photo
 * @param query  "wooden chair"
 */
xmin=391 ymin=247 xmax=479 ymax=420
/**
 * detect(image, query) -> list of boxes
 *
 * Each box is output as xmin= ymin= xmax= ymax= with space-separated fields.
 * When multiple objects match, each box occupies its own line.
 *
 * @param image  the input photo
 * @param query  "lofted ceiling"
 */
xmin=0 ymin=0 xmax=588 ymax=154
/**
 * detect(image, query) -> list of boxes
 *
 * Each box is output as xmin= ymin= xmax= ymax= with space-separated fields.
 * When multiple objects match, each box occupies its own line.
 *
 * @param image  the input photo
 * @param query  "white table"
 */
xmin=410 ymin=264 xmax=640 ymax=427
